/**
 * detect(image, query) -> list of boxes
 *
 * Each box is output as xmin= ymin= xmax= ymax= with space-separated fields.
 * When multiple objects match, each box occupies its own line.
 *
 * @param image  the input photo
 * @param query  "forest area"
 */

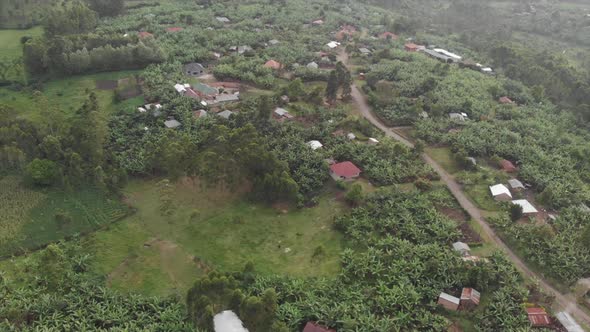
xmin=1 ymin=0 xmax=590 ymax=331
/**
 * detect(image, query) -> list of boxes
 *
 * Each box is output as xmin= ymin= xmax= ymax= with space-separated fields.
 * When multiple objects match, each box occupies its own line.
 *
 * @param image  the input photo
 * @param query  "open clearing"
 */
xmin=0 ymin=70 xmax=142 ymax=121
xmin=84 ymin=178 xmax=346 ymax=297
xmin=0 ymin=27 xmax=43 ymax=61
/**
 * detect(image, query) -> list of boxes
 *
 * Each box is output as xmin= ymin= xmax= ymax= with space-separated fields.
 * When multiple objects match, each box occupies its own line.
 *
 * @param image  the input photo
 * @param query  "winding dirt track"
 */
xmin=338 ymin=50 xmax=590 ymax=328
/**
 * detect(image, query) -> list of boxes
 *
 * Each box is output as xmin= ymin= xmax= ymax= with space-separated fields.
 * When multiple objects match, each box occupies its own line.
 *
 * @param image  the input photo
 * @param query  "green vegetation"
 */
xmin=0 ymin=175 xmax=129 ymax=257
xmin=1 ymin=0 xmax=589 ymax=330
xmin=84 ymin=179 xmax=344 ymax=297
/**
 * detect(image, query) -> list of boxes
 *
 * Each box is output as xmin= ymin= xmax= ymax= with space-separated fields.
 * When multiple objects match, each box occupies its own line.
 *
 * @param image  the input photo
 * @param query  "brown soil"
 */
xmin=95 ymin=80 xmax=118 ymax=90
xmin=459 ymin=222 xmax=482 ymax=244
xmin=438 ymin=206 xmax=468 ymax=222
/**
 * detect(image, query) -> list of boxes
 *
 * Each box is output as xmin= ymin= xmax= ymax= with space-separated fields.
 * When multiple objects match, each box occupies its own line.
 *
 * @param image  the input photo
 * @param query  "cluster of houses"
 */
xmin=489 ymin=179 xmax=539 ymax=217
xmin=173 ymin=81 xmax=240 ymax=106
xmin=438 ymin=287 xmax=480 ymax=311
xmin=403 ymin=42 xmax=493 ymax=74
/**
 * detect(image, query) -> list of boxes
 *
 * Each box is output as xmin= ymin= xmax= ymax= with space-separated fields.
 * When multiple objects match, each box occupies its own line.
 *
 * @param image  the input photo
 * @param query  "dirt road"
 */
xmin=339 ymin=50 xmax=590 ymax=328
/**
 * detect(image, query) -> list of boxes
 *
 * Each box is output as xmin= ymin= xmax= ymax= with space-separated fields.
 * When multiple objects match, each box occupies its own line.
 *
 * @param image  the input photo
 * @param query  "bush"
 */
xmin=25 ymin=159 xmax=60 ymax=186
xmin=510 ymin=203 xmax=523 ymax=221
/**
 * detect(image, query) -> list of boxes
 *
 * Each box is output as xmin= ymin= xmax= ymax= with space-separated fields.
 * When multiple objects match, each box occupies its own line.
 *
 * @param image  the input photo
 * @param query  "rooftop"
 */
xmin=330 ymin=161 xmax=361 ymax=178
xmin=439 ymin=292 xmax=460 ymax=305
xmin=490 ymin=184 xmax=512 ymax=198
xmin=512 ymin=199 xmax=538 ymax=214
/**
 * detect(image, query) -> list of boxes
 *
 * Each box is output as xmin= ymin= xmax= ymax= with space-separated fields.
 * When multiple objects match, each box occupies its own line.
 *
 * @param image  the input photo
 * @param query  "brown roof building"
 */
xmin=500 ymin=159 xmax=517 ymax=173
xmin=526 ymin=307 xmax=551 ymax=327
xmin=460 ymin=288 xmax=481 ymax=309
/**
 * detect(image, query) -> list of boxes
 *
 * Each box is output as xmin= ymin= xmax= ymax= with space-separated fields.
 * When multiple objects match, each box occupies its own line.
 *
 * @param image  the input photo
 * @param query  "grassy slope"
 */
xmin=84 ymin=178 xmax=345 ymax=297
xmin=0 ymin=26 xmax=43 ymax=61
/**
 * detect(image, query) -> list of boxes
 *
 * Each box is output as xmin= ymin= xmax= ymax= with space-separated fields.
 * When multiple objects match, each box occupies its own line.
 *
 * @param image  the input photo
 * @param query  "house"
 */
xmin=312 ymin=19 xmax=324 ymax=26
xmin=500 ymin=159 xmax=517 ymax=172
xmin=452 ymin=241 xmax=470 ymax=256
xmin=174 ymin=83 xmax=188 ymax=94
xmin=307 ymin=140 xmax=323 ymax=150
xmin=481 ymin=67 xmax=493 ymax=74
xmin=330 ymin=161 xmax=361 ymax=181
xmin=419 ymin=111 xmax=429 ymax=119
xmin=166 ymin=27 xmax=183 ymax=32
xmin=368 ymin=138 xmax=379 ymax=145
xmin=358 ymin=47 xmax=371 ymax=55
xmin=138 ymin=31 xmax=153 ymax=38
xmin=217 ymin=110 xmax=234 ymax=119
xmin=460 ymin=288 xmax=481 ymax=308
xmin=215 ymin=16 xmax=230 ymax=23
xmin=423 ymin=49 xmax=454 ymax=62
xmin=231 ymin=45 xmax=252 ymax=55
xmin=379 ymin=31 xmax=398 ymax=40
xmin=512 ymin=199 xmax=539 ymax=216
xmin=193 ymin=109 xmax=208 ymax=118
xmin=268 ymin=39 xmax=280 ymax=46
xmin=193 ymin=82 xmax=219 ymax=98
xmin=433 ymin=48 xmax=462 ymax=61
xmin=264 ymin=59 xmax=282 ymax=70
xmin=307 ymin=61 xmax=319 ymax=69
xmin=302 ymin=321 xmax=335 ymax=332
xmin=466 ymin=157 xmax=477 ymax=166
xmin=280 ymin=95 xmax=290 ymax=103
xmin=556 ymin=312 xmax=584 ymax=332
xmin=490 ymin=184 xmax=512 ymax=201
xmin=183 ymin=63 xmax=205 ymax=77
xmin=499 ymin=96 xmax=514 ymax=104
xmin=164 ymin=119 xmax=181 ymax=129
xmin=526 ymin=307 xmax=551 ymax=327
xmin=508 ymin=178 xmax=525 ymax=191
xmin=438 ymin=292 xmax=460 ymax=311
xmin=347 ymin=133 xmax=356 ymax=140
xmin=449 ymin=113 xmax=466 ymax=121
xmin=214 ymin=93 xmax=240 ymax=104
xmin=404 ymin=43 xmax=424 ymax=52
xmin=213 ymin=310 xmax=247 ymax=332
xmin=273 ymin=107 xmax=294 ymax=120
xmin=326 ymin=41 xmax=341 ymax=49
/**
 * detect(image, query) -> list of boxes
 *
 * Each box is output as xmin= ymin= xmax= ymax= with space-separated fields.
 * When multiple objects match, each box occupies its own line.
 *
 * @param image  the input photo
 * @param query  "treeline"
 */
xmin=22 ymin=0 xmax=164 ymax=76
xmin=0 ymin=93 xmax=126 ymax=192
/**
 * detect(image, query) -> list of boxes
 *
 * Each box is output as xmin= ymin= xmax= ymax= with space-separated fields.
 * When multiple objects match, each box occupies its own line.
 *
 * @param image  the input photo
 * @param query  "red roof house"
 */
xmin=500 ymin=159 xmax=517 ymax=173
xmin=499 ymin=96 xmax=514 ymax=104
xmin=303 ymin=322 xmax=336 ymax=332
xmin=329 ymin=161 xmax=361 ymax=181
xmin=526 ymin=307 xmax=551 ymax=327
xmin=166 ymin=27 xmax=183 ymax=32
xmin=404 ymin=43 xmax=424 ymax=52
xmin=264 ymin=59 xmax=282 ymax=70
xmin=379 ymin=31 xmax=398 ymax=40
xmin=138 ymin=31 xmax=153 ymax=38
xmin=460 ymin=288 xmax=481 ymax=308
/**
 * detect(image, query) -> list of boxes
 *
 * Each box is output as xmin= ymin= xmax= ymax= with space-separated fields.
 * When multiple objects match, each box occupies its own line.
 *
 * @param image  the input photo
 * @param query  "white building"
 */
xmin=489 ymin=184 xmax=512 ymax=201
xmin=213 ymin=311 xmax=248 ymax=332
xmin=326 ymin=41 xmax=341 ymax=49
xmin=306 ymin=140 xmax=323 ymax=150
xmin=512 ymin=199 xmax=539 ymax=216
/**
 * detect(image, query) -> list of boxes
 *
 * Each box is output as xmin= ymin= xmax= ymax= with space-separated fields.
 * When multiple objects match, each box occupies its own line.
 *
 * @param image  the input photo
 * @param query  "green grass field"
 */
xmin=426 ymin=147 xmax=461 ymax=174
xmin=0 ymin=70 xmax=142 ymax=121
xmin=0 ymin=176 xmax=130 ymax=257
xmin=83 ymin=178 xmax=346 ymax=297
xmin=0 ymin=27 xmax=43 ymax=61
